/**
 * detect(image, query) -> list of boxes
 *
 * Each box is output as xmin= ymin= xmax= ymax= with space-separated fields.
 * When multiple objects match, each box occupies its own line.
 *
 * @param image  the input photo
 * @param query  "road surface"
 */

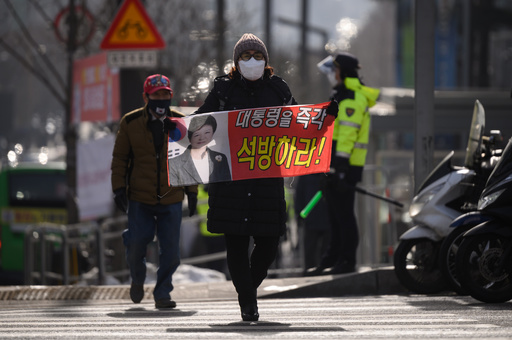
xmin=1 ymin=294 xmax=511 ymax=339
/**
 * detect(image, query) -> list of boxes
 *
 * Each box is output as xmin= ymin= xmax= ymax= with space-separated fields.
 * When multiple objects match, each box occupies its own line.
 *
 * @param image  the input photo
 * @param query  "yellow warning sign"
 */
xmin=100 ymin=0 xmax=165 ymax=50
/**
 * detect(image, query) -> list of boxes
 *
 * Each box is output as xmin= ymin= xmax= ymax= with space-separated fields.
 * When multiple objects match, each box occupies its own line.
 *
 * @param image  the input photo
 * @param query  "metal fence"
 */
xmin=24 ymin=217 xmax=128 ymax=285
xmin=23 ymin=215 xmax=228 ymax=285
xmin=23 ymin=164 xmax=408 ymax=285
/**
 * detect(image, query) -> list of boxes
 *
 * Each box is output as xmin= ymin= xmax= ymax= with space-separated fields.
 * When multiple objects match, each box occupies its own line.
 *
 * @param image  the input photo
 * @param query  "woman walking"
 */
xmin=194 ymin=33 xmax=296 ymax=321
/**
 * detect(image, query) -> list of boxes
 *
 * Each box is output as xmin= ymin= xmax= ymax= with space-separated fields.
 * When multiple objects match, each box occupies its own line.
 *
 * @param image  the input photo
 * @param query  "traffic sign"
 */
xmin=54 ymin=6 xmax=95 ymax=46
xmin=100 ymin=0 xmax=165 ymax=50
xmin=107 ymin=50 xmax=158 ymax=68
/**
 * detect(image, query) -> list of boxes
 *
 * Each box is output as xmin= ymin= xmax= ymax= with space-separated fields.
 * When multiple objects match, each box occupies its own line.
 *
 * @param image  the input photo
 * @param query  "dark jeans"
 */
xmin=122 ymin=200 xmax=182 ymax=301
xmin=224 ymin=234 xmax=280 ymax=307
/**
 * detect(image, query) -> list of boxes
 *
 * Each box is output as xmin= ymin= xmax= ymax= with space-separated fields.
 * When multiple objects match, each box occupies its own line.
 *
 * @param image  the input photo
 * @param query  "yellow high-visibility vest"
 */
xmin=197 ymin=185 xmax=222 ymax=237
xmin=332 ymin=77 xmax=380 ymax=167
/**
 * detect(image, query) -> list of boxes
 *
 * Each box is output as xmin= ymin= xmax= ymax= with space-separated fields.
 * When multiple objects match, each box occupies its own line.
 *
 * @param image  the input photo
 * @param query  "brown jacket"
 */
xmin=111 ymin=106 xmax=197 ymax=205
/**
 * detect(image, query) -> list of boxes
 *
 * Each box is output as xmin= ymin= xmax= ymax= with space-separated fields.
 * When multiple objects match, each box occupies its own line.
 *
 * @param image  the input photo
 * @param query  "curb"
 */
xmin=261 ymin=268 xmax=407 ymax=299
xmin=0 ymin=268 xmax=407 ymax=301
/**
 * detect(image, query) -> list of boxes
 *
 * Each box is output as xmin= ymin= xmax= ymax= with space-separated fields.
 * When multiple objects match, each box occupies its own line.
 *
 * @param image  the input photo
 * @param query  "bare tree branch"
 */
xmin=28 ymin=0 xmax=54 ymax=24
xmin=4 ymin=0 xmax=66 ymax=91
xmin=0 ymin=37 xmax=66 ymax=106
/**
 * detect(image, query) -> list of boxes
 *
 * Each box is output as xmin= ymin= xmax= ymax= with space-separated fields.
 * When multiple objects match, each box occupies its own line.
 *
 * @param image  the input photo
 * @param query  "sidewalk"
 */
xmin=0 ymin=267 xmax=407 ymax=301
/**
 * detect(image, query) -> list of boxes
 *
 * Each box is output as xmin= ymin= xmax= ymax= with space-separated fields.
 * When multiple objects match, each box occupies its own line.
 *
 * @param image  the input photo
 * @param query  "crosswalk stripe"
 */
xmin=0 ymin=296 xmax=511 ymax=339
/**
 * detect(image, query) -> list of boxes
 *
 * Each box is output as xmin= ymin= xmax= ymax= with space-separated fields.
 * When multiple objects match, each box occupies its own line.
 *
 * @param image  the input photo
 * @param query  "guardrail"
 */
xmin=23 ymin=169 xmax=403 ymax=286
xmin=24 ymin=221 xmax=99 ymax=285
xmin=23 ymin=215 xmax=227 ymax=285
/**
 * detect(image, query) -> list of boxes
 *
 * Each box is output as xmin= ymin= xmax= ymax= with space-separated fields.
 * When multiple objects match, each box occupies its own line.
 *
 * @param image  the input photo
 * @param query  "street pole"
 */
xmin=216 ymin=0 xmax=225 ymax=73
xmin=264 ymin=0 xmax=272 ymax=55
xmin=300 ymin=0 xmax=309 ymax=85
xmin=65 ymin=0 xmax=79 ymax=224
xmin=462 ymin=0 xmax=471 ymax=88
xmin=413 ymin=0 xmax=435 ymax=193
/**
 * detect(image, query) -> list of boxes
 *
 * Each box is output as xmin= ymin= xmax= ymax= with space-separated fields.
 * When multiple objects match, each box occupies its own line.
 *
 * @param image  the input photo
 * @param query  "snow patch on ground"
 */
xmin=77 ymin=263 xmax=227 ymax=286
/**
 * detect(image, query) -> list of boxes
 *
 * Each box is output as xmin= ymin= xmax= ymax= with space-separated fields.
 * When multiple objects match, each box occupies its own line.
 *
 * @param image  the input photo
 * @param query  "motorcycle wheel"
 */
xmin=456 ymin=234 xmax=512 ymax=303
xmin=438 ymin=225 xmax=472 ymax=295
xmin=394 ymin=238 xmax=447 ymax=294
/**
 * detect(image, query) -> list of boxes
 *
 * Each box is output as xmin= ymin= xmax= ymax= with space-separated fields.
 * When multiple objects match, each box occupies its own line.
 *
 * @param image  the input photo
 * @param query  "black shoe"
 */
xmin=303 ymin=266 xmax=327 ymax=277
xmin=325 ymin=263 xmax=356 ymax=275
xmin=130 ymin=283 xmax=144 ymax=303
xmin=155 ymin=298 xmax=177 ymax=309
xmin=241 ymin=303 xmax=259 ymax=321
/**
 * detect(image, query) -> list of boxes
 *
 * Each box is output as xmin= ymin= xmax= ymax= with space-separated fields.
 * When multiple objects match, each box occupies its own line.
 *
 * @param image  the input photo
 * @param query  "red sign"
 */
xmin=167 ymin=102 xmax=335 ymax=186
xmin=100 ymin=0 xmax=165 ymax=50
xmin=54 ymin=6 xmax=95 ymax=46
xmin=72 ymin=52 xmax=120 ymax=123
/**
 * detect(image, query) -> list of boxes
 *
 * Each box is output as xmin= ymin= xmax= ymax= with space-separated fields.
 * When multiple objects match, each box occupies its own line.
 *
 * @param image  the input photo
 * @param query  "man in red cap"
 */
xmin=111 ymin=74 xmax=198 ymax=309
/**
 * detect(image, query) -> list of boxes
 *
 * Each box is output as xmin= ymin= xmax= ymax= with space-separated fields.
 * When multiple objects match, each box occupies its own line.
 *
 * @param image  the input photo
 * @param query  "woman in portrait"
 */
xmin=169 ymin=115 xmax=231 ymax=186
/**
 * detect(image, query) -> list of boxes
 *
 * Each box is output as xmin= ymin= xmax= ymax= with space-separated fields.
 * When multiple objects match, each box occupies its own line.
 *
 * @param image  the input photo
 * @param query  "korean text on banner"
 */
xmin=167 ymin=102 xmax=335 ymax=186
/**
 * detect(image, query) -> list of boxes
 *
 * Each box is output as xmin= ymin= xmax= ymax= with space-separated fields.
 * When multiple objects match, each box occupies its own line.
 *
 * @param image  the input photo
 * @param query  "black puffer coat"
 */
xmin=195 ymin=71 xmax=297 ymax=236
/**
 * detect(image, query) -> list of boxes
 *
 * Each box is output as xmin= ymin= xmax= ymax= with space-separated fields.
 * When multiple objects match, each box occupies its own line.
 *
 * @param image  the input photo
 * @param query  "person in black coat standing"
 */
xmin=194 ymin=33 xmax=297 ymax=321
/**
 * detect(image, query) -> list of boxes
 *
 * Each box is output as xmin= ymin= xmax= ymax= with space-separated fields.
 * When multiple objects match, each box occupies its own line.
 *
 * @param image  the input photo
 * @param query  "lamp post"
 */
xmin=65 ymin=0 xmax=79 ymax=224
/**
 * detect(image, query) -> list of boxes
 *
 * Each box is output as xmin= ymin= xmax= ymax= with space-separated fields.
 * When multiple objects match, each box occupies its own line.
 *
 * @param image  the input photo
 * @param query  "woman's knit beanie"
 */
xmin=233 ymin=33 xmax=269 ymax=65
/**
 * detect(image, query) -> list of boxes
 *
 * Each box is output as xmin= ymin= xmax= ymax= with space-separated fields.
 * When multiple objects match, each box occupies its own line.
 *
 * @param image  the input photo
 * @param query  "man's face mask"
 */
xmin=238 ymin=57 xmax=265 ymax=81
xmin=147 ymin=98 xmax=171 ymax=116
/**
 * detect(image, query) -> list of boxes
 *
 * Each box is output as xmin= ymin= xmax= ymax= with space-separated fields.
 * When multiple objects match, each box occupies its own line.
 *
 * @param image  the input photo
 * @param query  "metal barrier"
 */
xmin=24 ymin=215 xmax=228 ymax=285
xmin=96 ymin=216 xmax=129 ymax=285
xmin=24 ymin=221 xmax=98 ymax=285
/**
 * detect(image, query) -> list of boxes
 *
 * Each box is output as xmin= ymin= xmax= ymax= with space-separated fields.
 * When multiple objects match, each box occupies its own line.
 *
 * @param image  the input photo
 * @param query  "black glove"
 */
xmin=164 ymin=119 xmax=176 ymax=133
xmin=332 ymin=157 xmax=349 ymax=191
xmin=186 ymin=192 xmax=198 ymax=217
xmin=319 ymin=172 xmax=333 ymax=189
xmin=113 ymin=188 xmax=128 ymax=213
xmin=325 ymin=100 xmax=339 ymax=118
xmin=332 ymin=156 xmax=349 ymax=175
xmin=336 ymin=172 xmax=350 ymax=192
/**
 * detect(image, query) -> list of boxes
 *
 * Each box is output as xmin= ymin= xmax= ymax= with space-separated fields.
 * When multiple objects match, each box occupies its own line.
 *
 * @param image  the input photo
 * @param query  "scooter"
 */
xmin=455 ymin=137 xmax=512 ymax=303
xmin=393 ymin=100 xmax=500 ymax=294
xmin=438 ymin=132 xmax=503 ymax=295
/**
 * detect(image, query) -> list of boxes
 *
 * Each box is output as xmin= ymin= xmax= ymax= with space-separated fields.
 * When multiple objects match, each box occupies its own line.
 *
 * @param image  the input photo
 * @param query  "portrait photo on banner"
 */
xmin=168 ymin=102 xmax=336 ymax=187
xmin=167 ymin=112 xmax=232 ymax=187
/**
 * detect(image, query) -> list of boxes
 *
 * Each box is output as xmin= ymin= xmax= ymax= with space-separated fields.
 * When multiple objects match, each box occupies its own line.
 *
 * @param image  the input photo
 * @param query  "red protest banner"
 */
xmin=72 ymin=52 xmax=120 ymax=123
xmin=167 ymin=102 xmax=335 ymax=186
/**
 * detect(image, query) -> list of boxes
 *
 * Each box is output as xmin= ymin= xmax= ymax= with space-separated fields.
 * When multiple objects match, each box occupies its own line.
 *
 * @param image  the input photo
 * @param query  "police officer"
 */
xmin=306 ymin=53 xmax=380 ymax=276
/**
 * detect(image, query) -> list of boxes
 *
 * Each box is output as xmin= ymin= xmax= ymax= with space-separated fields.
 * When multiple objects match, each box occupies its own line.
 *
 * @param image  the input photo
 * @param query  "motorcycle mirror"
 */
xmin=464 ymin=100 xmax=485 ymax=168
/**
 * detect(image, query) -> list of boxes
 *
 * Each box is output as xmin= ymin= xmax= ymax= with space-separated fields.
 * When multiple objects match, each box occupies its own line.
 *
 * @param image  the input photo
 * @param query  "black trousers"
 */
xmin=321 ymin=178 xmax=359 ymax=268
xmin=224 ymin=234 xmax=280 ymax=307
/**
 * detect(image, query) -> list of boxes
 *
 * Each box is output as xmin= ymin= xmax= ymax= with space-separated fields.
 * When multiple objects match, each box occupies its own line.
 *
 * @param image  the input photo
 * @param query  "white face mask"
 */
xmin=326 ymin=71 xmax=338 ymax=87
xmin=238 ymin=58 xmax=265 ymax=81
